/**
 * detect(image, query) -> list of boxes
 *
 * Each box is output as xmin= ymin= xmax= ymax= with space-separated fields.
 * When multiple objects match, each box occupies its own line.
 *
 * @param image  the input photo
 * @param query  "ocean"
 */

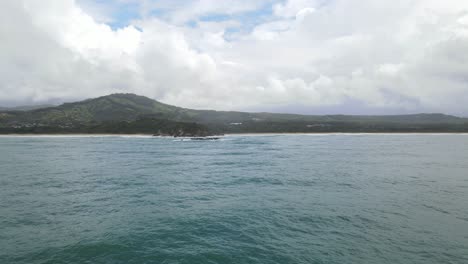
xmin=0 ymin=134 xmax=467 ymax=263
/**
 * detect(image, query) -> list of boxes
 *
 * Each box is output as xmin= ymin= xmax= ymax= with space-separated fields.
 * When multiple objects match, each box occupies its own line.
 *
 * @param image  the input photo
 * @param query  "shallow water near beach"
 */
xmin=1 ymin=134 xmax=467 ymax=263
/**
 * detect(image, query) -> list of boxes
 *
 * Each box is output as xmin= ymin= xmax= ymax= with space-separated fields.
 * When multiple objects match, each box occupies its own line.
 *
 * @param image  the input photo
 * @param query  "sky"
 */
xmin=1 ymin=0 xmax=468 ymax=115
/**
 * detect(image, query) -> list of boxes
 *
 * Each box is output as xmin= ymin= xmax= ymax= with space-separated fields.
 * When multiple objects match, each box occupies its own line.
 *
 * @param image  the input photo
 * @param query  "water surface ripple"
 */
xmin=0 ymin=134 xmax=467 ymax=263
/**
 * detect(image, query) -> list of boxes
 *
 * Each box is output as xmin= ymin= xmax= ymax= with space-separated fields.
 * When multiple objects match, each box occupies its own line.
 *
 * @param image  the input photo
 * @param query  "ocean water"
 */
xmin=0 ymin=134 xmax=467 ymax=264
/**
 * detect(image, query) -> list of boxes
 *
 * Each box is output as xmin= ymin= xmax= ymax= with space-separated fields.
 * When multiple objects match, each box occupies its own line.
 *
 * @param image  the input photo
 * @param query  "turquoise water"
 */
xmin=0 ymin=134 xmax=467 ymax=264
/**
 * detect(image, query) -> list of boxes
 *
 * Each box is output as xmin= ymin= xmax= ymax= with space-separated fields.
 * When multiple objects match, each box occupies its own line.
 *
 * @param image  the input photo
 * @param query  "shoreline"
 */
xmin=0 ymin=134 xmax=155 ymax=138
xmin=1 ymin=132 xmax=468 ymax=138
xmin=226 ymin=132 xmax=468 ymax=136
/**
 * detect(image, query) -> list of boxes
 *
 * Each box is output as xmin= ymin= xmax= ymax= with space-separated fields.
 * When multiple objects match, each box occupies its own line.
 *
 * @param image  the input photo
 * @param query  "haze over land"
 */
xmin=1 ymin=0 xmax=468 ymax=115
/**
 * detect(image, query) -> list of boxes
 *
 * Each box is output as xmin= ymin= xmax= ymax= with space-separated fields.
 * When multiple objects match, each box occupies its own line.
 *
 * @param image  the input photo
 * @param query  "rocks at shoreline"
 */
xmin=153 ymin=127 xmax=221 ymax=138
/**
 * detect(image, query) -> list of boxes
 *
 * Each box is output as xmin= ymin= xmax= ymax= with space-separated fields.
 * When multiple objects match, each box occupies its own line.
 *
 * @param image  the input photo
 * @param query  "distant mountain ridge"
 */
xmin=0 ymin=104 xmax=55 ymax=112
xmin=1 ymin=93 xmax=467 ymax=135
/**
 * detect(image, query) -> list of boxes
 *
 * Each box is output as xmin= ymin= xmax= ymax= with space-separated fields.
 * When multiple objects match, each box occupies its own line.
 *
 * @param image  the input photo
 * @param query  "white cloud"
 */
xmin=1 ymin=0 xmax=468 ymax=115
xmin=273 ymin=0 xmax=317 ymax=18
xmin=377 ymin=64 xmax=404 ymax=76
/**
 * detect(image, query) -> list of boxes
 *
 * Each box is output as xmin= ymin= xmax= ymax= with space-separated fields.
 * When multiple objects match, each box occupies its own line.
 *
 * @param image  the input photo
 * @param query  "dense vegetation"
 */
xmin=0 ymin=117 xmax=214 ymax=137
xmin=1 ymin=93 xmax=467 ymax=135
xmin=0 ymin=105 xmax=55 ymax=112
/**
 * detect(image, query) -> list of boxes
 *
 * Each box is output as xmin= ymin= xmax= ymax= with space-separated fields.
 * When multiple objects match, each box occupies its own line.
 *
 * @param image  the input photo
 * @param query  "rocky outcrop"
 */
xmin=152 ymin=123 xmax=221 ymax=137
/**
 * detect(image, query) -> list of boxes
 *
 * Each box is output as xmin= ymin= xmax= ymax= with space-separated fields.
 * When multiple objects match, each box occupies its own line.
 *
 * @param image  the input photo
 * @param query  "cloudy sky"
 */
xmin=1 ymin=0 xmax=468 ymax=115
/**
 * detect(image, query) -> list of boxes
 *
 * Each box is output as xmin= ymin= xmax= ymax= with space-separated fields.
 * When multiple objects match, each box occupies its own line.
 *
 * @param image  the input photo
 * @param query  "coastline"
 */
xmin=1 ymin=132 xmax=468 ymax=138
xmin=0 ymin=134 xmax=155 ymax=138
xmin=225 ymin=132 xmax=468 ymax=136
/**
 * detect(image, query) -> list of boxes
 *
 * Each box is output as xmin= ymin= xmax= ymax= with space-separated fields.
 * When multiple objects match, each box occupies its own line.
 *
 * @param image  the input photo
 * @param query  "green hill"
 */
xmin=0 ymin=104 xmax=55 ymax=112
xmin=1 ymin=93 xmax=467 ymax=135
xmin=1 ymin=94 xmax=188 ymax=124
